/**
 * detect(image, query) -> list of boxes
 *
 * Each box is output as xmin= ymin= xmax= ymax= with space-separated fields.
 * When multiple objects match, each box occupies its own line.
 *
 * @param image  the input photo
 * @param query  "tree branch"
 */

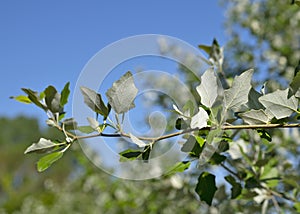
xmin=71 ymin=123 xmax=300 ymax=142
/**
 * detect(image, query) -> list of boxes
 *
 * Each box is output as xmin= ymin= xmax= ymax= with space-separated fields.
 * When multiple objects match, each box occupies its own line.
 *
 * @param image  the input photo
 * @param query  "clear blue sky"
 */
xmin=0 ymin=1 xmax=226 ymax=119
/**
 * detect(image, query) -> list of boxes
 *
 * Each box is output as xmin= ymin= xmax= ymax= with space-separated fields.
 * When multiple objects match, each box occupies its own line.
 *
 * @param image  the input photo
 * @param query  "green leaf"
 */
xmin=119 ymin=146 xmax=151 ymax=162
xmin=142 ymin=146 xmax=151 ymax=161
xmin=209 ymin=152 xmax=226 ymax=165
xmin=257 ymin=129 xmax=272 ymax=142
xmin=225 ymin=175 xmax=242 ymax=199
xmin=293 ymin=0 xmax=300 ymax=6
xmin=10 ymin=95 xmax=32 ymax=104
xmin=61 ymin=118 xmax=77 ymax=130
xmin=21 ymin=88 xmax=47 ymax=111
xmin=198 ymin=44 xmax=212 ymax=55
xmin=129 ymin=133 xmax=147 ymax=148
xmin=206 ymin=128 xmax=222 ymax=145
xmin=175 ymin=118 xmax=188 ymax=130
xmin=199 ymin=39 xmax=223 ymax=66
xmin=182 ymin=100 xmax=195 ymax=117
xmin=195 ymin=172 xmax=217 ymax=206
xmin=37 ymin=151 xmax=64 ymax=172
xmin=24 ymin=138 xmax=66 ymax=154
xmin=224 ymin=69 xmax=253 ymax=111
xmin=239 ymin=109 xmax=270 ymax=125
xmin=247 ymin=88 xmax=264 ymax=110
xmin=44 ymin=86 xmax=62 ymax=113
xmin=258 ymin=89 xmax=298 ymax=119
xmin=289 ymin=71 xmax=300 ymax=98
xmin=46 ymin=118 xmax=57 ymax=127
xmin=164 ymin=161 xmax=191 ymax=176
xmin=87 ymin=117 xmax=99 ymax=130
xmin=172 ymin=104 xmax=184 ymax=116
xmin=296 ymin=89 xmax=300 ymax=98
xmin=260 ymin=158 xmax=278 ymax=180
xmin=196 ymin=68 xmax=219 ymax=108
xmin=106 ymin=71 xmax=138 ymax=114
xmin=77 ymin=125 xmax=95 ymax=134
xmin=195 ymin=135 xmax=205 ymax=147
xmin=198 ymin=128 xmax=222 ymax=165
xmin=245 ymin=177 xmax=260 ymax=189
xmin=80 ymin=86 xmax=109 ymax=117
xmin=60 ymin=82 xmax=70 ymax=107
xmin=181 ymin=135 xmax=204 ymax=157
xmin=119 ymin=149 xmax=143 ymax=161
xmin=190 ymin=107 xmax=209 ymax=129
xmin=294 ymin=202 xmax=300 ymax=213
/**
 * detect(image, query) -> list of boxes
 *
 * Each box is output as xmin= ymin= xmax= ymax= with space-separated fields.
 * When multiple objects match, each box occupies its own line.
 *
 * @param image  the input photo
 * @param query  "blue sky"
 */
xmin=0 ymin=1 xmax=226 ymax=120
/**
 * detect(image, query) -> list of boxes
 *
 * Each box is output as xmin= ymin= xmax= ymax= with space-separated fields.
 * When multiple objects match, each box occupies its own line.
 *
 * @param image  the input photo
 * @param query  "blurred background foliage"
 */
xmin=2 ymin=0 xmax=300 ymax=213
xmin=221 ymin=0 xmax=300 ymax=87
xmin=0 ymin=117 xmax=204 ymax=213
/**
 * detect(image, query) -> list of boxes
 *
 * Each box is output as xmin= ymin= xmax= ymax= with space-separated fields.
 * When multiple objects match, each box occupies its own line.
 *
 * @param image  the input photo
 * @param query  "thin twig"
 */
xmin=220 ymin=163 xmax=241 ymax=179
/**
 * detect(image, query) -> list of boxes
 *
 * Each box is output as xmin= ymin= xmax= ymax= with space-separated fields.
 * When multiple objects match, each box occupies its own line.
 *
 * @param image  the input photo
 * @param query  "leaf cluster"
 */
xmin=12 ymin=38 xmax=300 ymax=211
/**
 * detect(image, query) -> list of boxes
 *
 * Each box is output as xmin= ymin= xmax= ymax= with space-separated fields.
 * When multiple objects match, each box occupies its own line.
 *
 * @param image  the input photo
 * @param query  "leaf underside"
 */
xmin=106 ymin=71 xmax=138 ymax=114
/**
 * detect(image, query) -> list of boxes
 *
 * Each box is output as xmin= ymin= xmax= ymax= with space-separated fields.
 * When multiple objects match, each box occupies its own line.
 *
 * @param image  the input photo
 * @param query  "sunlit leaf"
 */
xmin=195 ymin=172 xmax=217 ymax=205
xmin=190 ymin=107 xmax=209 ymax=129
xmin=224 ymin=69 xmax=253 ymax=111
xmin=37 ymin=151 xmax=64 ymax=172
xmin=87 ymin=117 xmax=99 ymax=130
xmin=196 ymin=68 xmax=218 ymax=108
xmin=198 ymin=44 xmax=212 ymax=55
xmin=164 ymin=161 xmax=191 ymax=176
xmin=295 ymin=202 xmax=300 ymax=213
xmin=172 ymin=104 xmax=184 ymax=116
xmin=260 ymin=159 xmax=278 ymax=181
xmin=80 ymin=86 xmax=109 ymax=117
xmin=195 ymin=135 xmax=205 ymax=147
xmin=60 ymin=82 xmax=70 ymax=107
xmin=259 ymin=89 xmax=298 ymax=119
xmin=129 ymin=133 xmax=147 ymax=148
xmin=106 ymin=71 xmax=138 ymax=114
xmin=46 ymin=118 xmax=57 ymax=127
xmin=24 ymin=138 xmax=65 ymax=154
xmin=10 ymin=95 xmax=32 ymax=104
xmin=239 ymin=109 xmax=269 ymax=124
